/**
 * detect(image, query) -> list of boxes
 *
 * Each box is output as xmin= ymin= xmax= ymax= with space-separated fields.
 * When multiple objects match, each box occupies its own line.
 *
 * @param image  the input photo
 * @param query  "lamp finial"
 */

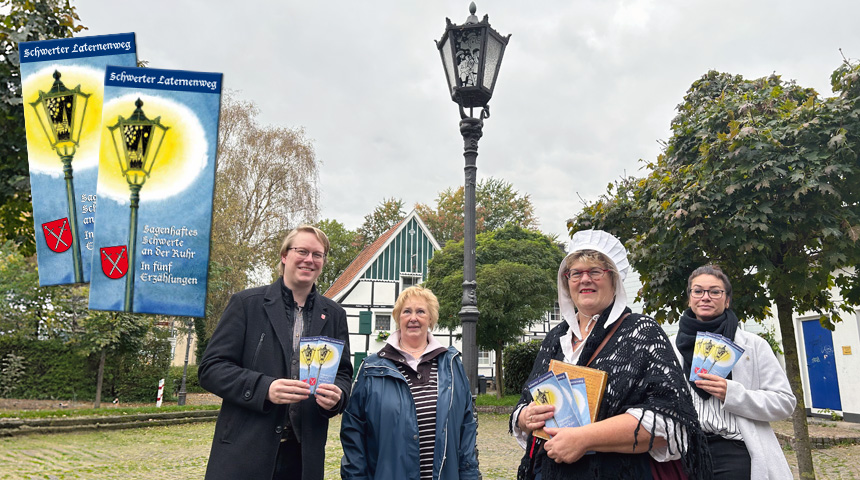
xmin=466 ymin=2 xmax=478 ymax=23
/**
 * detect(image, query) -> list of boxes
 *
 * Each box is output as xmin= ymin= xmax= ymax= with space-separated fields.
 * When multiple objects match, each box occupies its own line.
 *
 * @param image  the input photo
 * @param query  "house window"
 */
xmin=401 ymin=273 xmax=421 ymax=290
xmin=478 ymin=350 xmax=491 ymax=365
xmin=375 ymin=314 xmax=391 ymax=331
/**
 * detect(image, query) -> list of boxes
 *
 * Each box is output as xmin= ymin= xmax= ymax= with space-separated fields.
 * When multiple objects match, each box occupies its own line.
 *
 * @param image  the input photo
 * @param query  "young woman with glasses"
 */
xmin=672 ymin=265 xmax=796 ymax=479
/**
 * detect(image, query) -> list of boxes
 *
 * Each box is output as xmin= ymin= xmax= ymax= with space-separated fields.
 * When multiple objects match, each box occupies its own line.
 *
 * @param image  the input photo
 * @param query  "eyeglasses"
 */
xmin=564 ymin=268 xmax=609 ymax=282
xmin=690 ymin=288 xmax=725 ymax=299
xmin=288 ymin=247 xmax=326 ymax=261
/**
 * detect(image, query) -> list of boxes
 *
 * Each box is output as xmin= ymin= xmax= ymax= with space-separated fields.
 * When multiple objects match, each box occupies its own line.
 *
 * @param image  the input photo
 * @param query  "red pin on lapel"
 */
xmin=321 ymin=314 xmax=326 ymax=320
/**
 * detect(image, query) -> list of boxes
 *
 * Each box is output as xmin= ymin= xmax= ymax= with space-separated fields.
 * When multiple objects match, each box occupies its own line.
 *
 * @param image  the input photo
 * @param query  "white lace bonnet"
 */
xmin=557 ymin=229 xmax=630 ymax=329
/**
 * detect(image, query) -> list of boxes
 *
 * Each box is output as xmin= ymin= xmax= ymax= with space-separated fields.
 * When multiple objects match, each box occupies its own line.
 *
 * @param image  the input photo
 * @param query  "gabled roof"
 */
xmin=323 ymin=210 xmax=441 ymax=301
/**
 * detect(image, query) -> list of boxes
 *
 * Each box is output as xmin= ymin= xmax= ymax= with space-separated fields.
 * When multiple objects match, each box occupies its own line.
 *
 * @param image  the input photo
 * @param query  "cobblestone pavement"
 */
xmin=1 ymin=412 xmax=858 ymax=479
xmin=784 ymin=443 xmax=860 ymax=480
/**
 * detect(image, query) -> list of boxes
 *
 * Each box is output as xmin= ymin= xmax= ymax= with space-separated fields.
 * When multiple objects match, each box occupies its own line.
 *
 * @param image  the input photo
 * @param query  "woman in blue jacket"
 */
xmin=341 ymin=285 xmax=479 ymax=480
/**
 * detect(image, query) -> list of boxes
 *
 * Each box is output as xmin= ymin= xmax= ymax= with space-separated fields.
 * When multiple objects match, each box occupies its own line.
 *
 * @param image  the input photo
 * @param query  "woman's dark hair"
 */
xmin=687 ymin=265 xmax=732 ymax=299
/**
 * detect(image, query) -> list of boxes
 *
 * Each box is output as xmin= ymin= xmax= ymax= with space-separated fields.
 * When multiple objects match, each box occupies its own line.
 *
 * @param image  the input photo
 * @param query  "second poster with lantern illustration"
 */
xmin=88 ymin=66 xmax=221 ymax=317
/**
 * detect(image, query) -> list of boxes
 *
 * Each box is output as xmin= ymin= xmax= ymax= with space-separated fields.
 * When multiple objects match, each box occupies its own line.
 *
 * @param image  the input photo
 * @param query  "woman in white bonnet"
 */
xmin=510 ymin=230 xmax=711 ymax=479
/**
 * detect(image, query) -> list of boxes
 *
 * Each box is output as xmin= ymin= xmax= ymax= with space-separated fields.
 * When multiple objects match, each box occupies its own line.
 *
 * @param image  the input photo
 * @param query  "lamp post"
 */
xmin=29 ymin=70 xmax=91 ymax=283
xmin=436 ymin=2 xmax=509 ymax=394
xmin=108 ymin=98 xmax=169 ymax=312
xmin=177 ymin=318 xmax=194 ymax=406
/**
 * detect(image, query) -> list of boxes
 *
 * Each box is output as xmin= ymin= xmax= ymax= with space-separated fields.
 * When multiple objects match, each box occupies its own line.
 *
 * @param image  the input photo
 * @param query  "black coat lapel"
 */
xmin=307 ymin=296 xmax=329 ymax=336
xmin=264 ymin=279 xmax=293 ymax=356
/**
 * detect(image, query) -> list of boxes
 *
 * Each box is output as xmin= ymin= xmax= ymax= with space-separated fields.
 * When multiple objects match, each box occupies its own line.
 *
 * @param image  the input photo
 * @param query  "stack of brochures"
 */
xmin=298 ymin=336 xmax=345 ymax=394
xmin=529 ymin=360 xmax=606 ymax=440
xmin=689 ymin=332 xmax=744 ymax=381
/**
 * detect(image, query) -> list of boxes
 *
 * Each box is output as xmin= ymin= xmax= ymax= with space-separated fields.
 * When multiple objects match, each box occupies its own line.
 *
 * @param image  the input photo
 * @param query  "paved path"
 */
xmin=1 ymin=413 xmax=858 ymax=479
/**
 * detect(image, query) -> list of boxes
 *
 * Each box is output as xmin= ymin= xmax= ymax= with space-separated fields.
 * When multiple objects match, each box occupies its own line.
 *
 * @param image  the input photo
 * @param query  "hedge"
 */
xmin=503 ymin=339 xmax=542 ymax=394
xmin=168 ymin=364 xmax=205 ymax=396
xmin=0 ymin=335 xmax=172 ymax=402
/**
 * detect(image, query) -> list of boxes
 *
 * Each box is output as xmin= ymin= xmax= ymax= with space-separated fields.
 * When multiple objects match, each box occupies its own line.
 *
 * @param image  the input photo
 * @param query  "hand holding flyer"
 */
xmin=690 ymin=332 xmax=744 ymax=381
xmin=528 ymin=371 xmax=581 ymax=439
xmin=299 ymin=336 xmax=344 ymax=394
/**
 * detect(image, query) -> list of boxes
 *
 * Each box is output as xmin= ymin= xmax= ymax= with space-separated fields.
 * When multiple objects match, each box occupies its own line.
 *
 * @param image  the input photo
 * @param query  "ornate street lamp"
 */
xmin=29 ymin=70 xmax=91 ymax=283
xmin=107 ymin=98 xmax=169 ymax=311
xmin=436 ymin=2 xmax=509 ymax=394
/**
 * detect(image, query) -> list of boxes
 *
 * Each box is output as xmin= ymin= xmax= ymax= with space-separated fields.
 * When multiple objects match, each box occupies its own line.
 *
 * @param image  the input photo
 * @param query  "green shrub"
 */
xmin=102 ymin=330 xmax=172 ymax=402
xmin=168 ymin=364 xmax=205 ymax=395
xmin=0 ymin=353 xmax=27 ymax=398
xmin=503 ymin=339 xmax=542 ymax=394
xmin=0 ymin=337 xmax=94 ymax=400
xmin=0 ymin=332 xmax=173 ymax=403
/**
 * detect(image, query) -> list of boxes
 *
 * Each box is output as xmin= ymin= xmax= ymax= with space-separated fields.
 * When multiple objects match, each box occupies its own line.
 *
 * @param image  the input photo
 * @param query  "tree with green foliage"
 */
xmin=315 ymin=218 xmax=362 ymax=294
xmin=1 ymin=240 xmax=165 ymax=406
xmin=358 ymin=197 xmax=406 ymax=245
xmin=416 ymin=177 xmax=538 ymax=246
xmin=570 ymin=61 xmax=860 ymax=479
xmin=0 ymin=240 xmax=87 ymax=338
xmin=0 ymin=0 xmax=86 ymax=254
xmin=202 ymin=92 xmax=320 ymax=357
xmin=70 ymin=310 xmax=153 ymax=408
xmin=425 ymin=225 xmax=564 ymax=397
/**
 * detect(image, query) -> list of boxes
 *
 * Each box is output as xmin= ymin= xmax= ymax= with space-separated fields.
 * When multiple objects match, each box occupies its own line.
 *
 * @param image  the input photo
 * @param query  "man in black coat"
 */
xmin=199 ymin=225 xmax=353 ymax=480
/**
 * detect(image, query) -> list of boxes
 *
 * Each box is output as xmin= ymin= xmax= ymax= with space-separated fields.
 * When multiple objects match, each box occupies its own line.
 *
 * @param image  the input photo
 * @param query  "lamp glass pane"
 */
xmin=483 ymin=35 xmax=502 ymax=90
xmin=71 ymin=92 xmax=89 ymax=145
xmin=143 ymin=126 xmax=167 ymax=174
xmin=47 ymin=94 xmax=74 ymax=143
xmin=453 ymin=28 xmax=483 ymax=87
xmin=440 ymin=35 xmax=457 ymax=92
xmin=123 ymin=124 xmax=153 ymax=171
xmin=109 ymin=125 xmax=127 ymax=172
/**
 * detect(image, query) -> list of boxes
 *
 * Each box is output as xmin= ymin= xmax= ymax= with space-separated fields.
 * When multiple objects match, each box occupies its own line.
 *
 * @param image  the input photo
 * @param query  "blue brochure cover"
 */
xmin=313 ymin=336 xmax=345 ymax=394
xmin=528 ymin=371 xmax=579 ymax=438
xmin=569 ymin=377 xmax=591 ymax=426
xmin=87 ymin=66 xmax=221 ymax=316
xmin=299 ymin=336 xmax=345 ymax=394
xmin=700 ymin=334 xmax=745 ymax=379
xmin=20 ymin=33 xmax=136 ymax=285
xmin=690 ymin=331 xmax=719 ymax=381
xmin=690 ymin=332 xmax=744 ymax=381
xmin=299 ymin=336 xmax=321 ymax=390
xmin=555 ymin=372 xmax=582 ymax=427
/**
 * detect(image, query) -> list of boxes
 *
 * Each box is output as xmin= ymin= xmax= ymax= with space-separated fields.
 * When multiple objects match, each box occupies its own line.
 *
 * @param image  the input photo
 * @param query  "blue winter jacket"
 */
xmin=340 ymin=346 xmax=479 ymax=480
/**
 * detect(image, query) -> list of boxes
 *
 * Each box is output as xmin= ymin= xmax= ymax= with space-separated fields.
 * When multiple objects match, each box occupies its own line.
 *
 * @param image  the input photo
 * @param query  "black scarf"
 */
xmin=676 ymin=308 xmax=739 ymax=399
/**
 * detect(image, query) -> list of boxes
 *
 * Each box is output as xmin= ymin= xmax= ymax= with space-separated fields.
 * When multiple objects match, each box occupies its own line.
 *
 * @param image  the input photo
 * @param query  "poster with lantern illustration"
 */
xmin=88 ymin=65 xmax=221 ymax=317
xmin=20 ymin=33 xmax=137 ymax=285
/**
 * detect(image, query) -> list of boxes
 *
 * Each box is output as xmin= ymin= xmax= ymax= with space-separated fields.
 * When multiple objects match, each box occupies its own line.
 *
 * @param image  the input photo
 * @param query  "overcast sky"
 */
xmin=71 ymin=0 xmax=859 ymax=240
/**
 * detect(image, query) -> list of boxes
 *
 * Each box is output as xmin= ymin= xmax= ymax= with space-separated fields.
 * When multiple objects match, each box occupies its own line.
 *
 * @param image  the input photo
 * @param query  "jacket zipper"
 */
xmin=251 ymin=333 xmax=265 ymax=368
xmin=438 ymin=350 xmax=458 ymax=476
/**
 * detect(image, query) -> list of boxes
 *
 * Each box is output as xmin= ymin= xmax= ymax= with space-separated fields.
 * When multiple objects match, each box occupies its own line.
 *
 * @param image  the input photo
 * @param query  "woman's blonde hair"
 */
xmin=392 ymin=285 xmax=440 ymax=329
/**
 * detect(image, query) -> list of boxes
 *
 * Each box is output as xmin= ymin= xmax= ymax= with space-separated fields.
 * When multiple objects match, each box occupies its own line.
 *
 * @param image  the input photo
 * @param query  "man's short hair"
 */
xmin=278 ymin=225 xmax=330 ymax=275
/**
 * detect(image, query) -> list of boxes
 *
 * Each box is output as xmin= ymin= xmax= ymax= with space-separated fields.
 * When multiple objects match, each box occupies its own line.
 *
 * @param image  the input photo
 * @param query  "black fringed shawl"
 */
xmin=511 ymin=306 xmax=713 ymax=480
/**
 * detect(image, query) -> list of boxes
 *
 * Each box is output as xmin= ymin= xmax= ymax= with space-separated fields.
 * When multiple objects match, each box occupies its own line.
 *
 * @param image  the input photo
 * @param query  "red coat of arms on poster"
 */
xmin=41 ymin=218 xmax=73 ymax=253
xmin=100 ymin=245 xmax=129 ymax=279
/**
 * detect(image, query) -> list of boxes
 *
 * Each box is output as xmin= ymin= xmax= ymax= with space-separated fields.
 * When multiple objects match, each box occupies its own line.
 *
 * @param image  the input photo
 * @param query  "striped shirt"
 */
xmin=692 ymin=390 xmax=744 ymax=440
xmin=396 ymin=360 xmax=439 ymax=480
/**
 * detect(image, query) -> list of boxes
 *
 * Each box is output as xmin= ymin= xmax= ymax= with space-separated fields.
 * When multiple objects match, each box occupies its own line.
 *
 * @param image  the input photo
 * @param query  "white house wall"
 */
xmin=342 ymin=280 xmax=374 ymax=306
xmin=339 ymin=278 xmax=467 ymax=372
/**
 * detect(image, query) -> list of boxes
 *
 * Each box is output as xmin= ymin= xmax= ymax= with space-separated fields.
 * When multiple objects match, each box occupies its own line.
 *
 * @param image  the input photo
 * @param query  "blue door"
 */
xmin=802 ymin=319 xmax=842 ymax=411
